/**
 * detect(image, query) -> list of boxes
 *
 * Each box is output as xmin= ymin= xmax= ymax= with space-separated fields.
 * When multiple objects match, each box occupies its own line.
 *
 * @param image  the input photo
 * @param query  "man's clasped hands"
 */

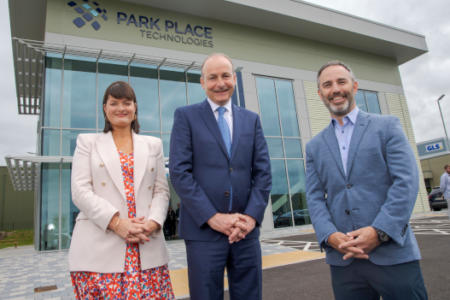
xmin=207 ymin=213 xmax=256 ymax=243
xmin=327 ymin=226 xmax=381 ymax=260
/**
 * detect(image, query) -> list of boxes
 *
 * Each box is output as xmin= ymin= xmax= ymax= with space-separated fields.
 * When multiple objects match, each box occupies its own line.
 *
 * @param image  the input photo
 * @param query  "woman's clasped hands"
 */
xmin=109 ymin=215 xmax=161 ymax=244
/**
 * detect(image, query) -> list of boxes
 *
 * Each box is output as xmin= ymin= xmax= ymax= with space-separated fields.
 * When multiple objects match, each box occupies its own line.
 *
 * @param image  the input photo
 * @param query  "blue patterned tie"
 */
xmin=217 ymin=106 xmax=231 ymax=156
xmin=217 ymin=106 xmax=233 ymax=211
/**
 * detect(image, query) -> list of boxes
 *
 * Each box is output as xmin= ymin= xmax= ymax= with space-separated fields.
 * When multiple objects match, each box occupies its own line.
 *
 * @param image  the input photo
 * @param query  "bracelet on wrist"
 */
xmin=111 ymin=217 xmax=120 ymax=231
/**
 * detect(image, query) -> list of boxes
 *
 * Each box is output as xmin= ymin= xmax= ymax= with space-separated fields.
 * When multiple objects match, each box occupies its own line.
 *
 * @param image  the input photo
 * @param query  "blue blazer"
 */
xmin=306 ymin=111 xmax=421 ymax=266
xmin=169 ymin=100 xmax=272 ymax=241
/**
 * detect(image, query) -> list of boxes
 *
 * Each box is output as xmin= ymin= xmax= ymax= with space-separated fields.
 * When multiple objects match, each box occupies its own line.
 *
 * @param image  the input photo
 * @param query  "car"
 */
xmin=274 ymin=209 xmax=310 ymax=227
xmin=428 ymin=187 xmax=448 ymax=211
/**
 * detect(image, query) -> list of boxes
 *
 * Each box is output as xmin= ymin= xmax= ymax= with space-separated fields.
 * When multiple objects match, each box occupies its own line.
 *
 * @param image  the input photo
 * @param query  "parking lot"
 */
xmin=255 ymin=214 xmax=450 ymax=300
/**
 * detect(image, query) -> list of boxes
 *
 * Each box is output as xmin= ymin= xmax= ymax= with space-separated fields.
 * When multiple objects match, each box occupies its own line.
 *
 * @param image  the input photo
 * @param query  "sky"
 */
xmin=1 ymin=0 xmax=449 ymax=165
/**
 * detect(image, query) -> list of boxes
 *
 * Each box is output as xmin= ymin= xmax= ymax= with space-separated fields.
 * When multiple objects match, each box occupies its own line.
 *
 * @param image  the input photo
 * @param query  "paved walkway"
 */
xmin=0 ymin=212 xmax=443 ymax=299
xmin=0 ymin=226 xmax=319 ymax=299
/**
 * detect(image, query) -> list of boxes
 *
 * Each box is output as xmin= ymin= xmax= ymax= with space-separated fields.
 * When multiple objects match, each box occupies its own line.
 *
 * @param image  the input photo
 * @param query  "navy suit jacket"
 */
xmin=306 ymin=110 xmax=422 ymax=266
xmin=169 ymin=100 xmax=272 ymax=241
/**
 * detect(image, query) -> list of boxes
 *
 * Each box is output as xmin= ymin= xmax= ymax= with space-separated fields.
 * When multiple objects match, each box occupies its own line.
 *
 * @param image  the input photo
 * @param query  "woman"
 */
xmin=69 ymin=81 xmax=175 ymax=299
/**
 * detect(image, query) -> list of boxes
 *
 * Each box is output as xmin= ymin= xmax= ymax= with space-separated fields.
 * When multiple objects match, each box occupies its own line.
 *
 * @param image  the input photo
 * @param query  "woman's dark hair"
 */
xmin=102 ymin=81 xmax=140 ymax=133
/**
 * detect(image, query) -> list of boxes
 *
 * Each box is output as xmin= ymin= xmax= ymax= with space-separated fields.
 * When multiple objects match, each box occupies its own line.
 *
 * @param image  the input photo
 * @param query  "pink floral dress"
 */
xmin=71 ymin=151 xmax=175 ymax=299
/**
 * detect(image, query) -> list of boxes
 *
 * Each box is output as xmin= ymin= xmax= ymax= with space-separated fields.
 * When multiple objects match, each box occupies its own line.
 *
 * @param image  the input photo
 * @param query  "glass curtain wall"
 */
xmin=40 ymin=53 xmax=244 ymax=250
xmin=255 ymin=76 xmax=309 ymax=229
xmin=356 ymin=90 xmax=381 ymax=114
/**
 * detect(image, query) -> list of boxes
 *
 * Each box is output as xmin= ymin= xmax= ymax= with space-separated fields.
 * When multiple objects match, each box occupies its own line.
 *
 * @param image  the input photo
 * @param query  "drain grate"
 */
xmin=34 ymin=285 xmax=58 ymax=293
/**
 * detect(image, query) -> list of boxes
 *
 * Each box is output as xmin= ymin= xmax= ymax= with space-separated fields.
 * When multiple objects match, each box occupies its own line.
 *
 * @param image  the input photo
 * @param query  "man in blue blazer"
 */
xmin=169 ymin=53 xmax=271 ymax=300
xmin=306 ymin=61 xmax=428 ymax=299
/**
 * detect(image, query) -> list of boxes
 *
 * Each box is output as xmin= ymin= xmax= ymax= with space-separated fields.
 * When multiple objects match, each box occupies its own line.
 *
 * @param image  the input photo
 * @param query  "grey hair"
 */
xmin=201 ymin=53 xmax=235 ymax=78
xmin=317 ymin=60 xmax=356 ymax=87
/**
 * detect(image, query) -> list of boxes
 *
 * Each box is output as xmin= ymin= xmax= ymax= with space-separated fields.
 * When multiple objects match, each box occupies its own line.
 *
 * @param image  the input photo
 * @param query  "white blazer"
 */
xmin=68 ymin=132 xmax=170 ymax=273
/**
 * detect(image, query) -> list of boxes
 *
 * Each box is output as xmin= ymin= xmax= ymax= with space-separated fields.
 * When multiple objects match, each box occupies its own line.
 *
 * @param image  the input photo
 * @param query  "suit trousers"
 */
xmin=330 ymin=259 xmax=428 ymax=300
xmin=185 ymin=236 xmax=262 ymax=300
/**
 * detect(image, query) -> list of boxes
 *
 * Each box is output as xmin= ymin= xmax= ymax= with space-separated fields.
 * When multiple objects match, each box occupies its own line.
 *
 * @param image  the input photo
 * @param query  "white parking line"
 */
xmin=304 ymin=242 xmax=312 ymax=251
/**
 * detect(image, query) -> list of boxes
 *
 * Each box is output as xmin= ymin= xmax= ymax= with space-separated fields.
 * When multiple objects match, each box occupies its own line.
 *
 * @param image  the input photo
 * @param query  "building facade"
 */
xmin=417 ymin=137 xmax=450 ymax=191
xmin=0 ymin=167 xmax=34 ymax=231
xmin=7 ymin=0 xmax=430 ymax=250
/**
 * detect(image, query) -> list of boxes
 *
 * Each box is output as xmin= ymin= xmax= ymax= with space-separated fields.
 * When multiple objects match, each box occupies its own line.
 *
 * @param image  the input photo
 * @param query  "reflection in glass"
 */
xmin=98 ymin=59 xmax=128 ymax=130
xmin=160 ymin=68 xmax=187 ymax=133
xmin=42 ymin=129 xmax=60 ymax=156
xmin=355 ymin=90 xmax=366 ymax=112
xmin=40 ymin=163 xmax=60 ymax=250
xmin=162 ymin=133 xmax=171 ymax=158
xmin=256 ymin=75 xmax=307 ymax=228
xmin=276 ymin=80 xmax=300 ymax=137
xmin=63 ymin=57 xmax=96 ymax=129
xmin=61 ymin=163 xmax=77 ymax=250
xmin=366 ymin=91 xmax=381 ymax=114
xmin=355 ymin=90 xmax=381 ymax=114
xmin=44 ymin=56 xmax=62 ymax=127
xmin=284 ymin=138 xmax=303 ymax=158
xmin=287 ymin=160 xmax=310 ymax=225
xmin=187 ymin=71 xmax=205 ymax=104
xmin=266 ymin=138 xmax=284 ymax=158
xmin=256 ymin=77 xmax=281 ymax=136
xmin=62 ymin=130 xmax=95 ymax=156
xmin=271 ymin=160 xmax=292 ymax=228
xmin=130 ymin=64 xmax=159 ymax=132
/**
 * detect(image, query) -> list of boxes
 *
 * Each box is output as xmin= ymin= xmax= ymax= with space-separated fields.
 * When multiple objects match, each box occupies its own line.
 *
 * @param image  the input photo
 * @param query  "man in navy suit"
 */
xmin=306 ymin=61 xmax=428 ymax=299
xmin=169 ymin=53 xmax=271 ymax=300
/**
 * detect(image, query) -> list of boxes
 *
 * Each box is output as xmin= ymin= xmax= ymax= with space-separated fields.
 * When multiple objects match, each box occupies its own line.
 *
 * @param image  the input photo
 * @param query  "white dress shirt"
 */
xmin=207 ymin=98 xmax=233 ymax=141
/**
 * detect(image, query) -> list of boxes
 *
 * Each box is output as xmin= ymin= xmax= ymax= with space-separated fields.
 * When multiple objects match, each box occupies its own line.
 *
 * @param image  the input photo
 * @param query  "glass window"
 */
xmin=284 ymin=138 xmax=303 ymax=158
xmin=187 ymin=71 xmax=205 ymax=105
xmin=355 ymin=90 xmax=381 ymax=114
xmin=276 ymin=80 xmax=300 ymax=137
xmin=42 ymin=129 xmax=60 ymax=156
xmin=160 ymin=67 xmax=187 ymax=133
xmin=270 ymin=160 xmax=292 ymax=228
xmin=61 ymin=163 xmax=76 ymax=250
xmin=40 ymin=163 xmax=60 ymax=250
xmin=40 ymin=53 xmax=253 ymax=249
xmin=130 ymin=63 xmax=160 ymax=133
xmin=43 ymin=55 xmax=62 ymax=127
xmin=97 ymin=59 xmax=129 ymax=130
xmin=266 ymin=138 xmax=284 ymax=158
xmin=162 ymin=133 xmax=171 ymax=158
xmin=62 ymin=130 xmax=95 ymax=156
xmin=365 ymin=91 xmax=381 ymax=114
xmin=287 ymin=160 xmax=310 ymax=226
xmin=355 ymin=90 xmax=366 ymax=112
xmin=62 ymin=56 xmax=97 ymax=129
xmin=256 ymin=77 xmax=281 ymax=136
xmin=256 ymin=76 xmax=307 ymax=229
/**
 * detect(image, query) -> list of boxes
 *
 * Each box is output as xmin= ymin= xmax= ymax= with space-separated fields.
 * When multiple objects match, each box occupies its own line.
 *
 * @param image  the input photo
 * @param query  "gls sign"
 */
xmin=117 ymin=12 xmax=214 ymax=48
xmin=425 ymin=142 xmax=444 ymax=152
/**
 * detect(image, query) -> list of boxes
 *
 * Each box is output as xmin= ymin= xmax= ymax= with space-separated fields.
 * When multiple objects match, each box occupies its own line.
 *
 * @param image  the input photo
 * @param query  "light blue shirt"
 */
xmin=440 ymin=172 xmax=450 ymax=199
xmin=331 ymin=107 xmax=359 ymax=175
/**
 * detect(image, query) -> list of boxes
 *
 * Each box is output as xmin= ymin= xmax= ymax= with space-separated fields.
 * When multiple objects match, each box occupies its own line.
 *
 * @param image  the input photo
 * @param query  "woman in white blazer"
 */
xmin=69 ymin=81 xmax=175 ymax=299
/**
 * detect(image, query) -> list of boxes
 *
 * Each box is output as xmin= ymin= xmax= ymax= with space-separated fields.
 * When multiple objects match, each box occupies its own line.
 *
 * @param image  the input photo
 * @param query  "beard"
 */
xmin=323 ymin=91 xmax=355 ymax=117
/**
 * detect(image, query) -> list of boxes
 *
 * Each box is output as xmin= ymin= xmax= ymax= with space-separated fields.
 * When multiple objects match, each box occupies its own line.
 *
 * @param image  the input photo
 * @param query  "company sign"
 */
xmin=117 ymin=13 xmax=214 ymax=48
xmin=417 ymin=137 xmax=449 ymax=158
xmin=425 ymin=142 xmax=444 ymax=153
xmin=68 ymin=1 xmax=107 ymax=31
xmin=67 ymin=1 xmax=214 ymax=48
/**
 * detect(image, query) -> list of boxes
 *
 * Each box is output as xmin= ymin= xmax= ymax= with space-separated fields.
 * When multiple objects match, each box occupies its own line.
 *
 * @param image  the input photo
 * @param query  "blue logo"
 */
xmin=67 ymin=0 xmax=107 ymax=31
xmin=425 ymin=142 xmax=443 ymax=152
